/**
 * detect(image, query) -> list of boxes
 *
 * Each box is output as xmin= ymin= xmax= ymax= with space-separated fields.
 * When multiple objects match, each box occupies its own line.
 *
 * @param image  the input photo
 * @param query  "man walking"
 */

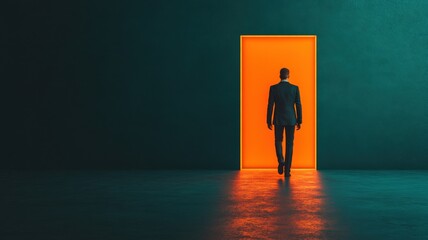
xmin=267 ymin=68 xmax=302 ymax=177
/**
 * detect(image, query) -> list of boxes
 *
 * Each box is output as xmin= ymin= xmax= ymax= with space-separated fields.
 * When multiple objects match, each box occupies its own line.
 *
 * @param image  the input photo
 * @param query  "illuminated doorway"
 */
xmin=240 ymin=35 xmax=317 ymax=169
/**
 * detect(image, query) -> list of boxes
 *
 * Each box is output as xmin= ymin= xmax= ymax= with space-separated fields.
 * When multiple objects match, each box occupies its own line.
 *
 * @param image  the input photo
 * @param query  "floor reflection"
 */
xmin=219 ymin=170 xmax=337 ymax=239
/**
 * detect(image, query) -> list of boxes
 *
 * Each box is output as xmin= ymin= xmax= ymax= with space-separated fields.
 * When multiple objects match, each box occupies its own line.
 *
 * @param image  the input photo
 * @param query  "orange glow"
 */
xmin=240 ymin=35 xmax=317 ymax=169
xmin=220 ymin=170 xmax=328 ymax=239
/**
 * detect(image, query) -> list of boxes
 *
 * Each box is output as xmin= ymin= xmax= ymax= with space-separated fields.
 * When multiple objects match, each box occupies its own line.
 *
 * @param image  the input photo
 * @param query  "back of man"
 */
xmin=266 ymin=68 xmax=302 ymax=177
xmin=268 ymin=82 xmax=301 ymax=126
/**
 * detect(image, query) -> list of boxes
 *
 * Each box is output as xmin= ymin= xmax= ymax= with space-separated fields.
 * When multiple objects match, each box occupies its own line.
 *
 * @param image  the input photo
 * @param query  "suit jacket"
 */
xmin=267 ymin=81 xmax=302 ymax=126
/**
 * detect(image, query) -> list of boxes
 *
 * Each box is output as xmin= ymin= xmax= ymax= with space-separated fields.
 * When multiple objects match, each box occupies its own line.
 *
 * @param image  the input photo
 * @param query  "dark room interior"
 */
xmin=2 ymin=0 xmax=428 ymax=239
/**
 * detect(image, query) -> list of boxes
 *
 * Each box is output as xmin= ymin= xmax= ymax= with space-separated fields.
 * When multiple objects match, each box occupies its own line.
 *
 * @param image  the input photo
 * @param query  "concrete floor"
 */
xmin=1 ymin=170 xmax=428 ymax=239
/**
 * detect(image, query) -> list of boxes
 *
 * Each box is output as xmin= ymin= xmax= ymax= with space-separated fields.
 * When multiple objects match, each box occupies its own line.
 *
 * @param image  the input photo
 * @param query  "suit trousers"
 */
xmin=274 ymin=125 xmax=295 ymax=172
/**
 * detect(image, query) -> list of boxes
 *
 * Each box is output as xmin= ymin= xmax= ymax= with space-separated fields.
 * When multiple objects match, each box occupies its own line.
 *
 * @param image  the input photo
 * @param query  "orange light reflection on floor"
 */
xmin=241 ymin=35 xmax=316 ymax=169
xmin=221 ymin=170 xmax=328 ymax=239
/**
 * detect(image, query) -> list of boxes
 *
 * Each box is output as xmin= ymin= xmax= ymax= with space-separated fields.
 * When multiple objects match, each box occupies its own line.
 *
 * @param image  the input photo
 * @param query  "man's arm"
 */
xmin=295 ymin=86 xmax=302 ymax=127
xmin=267 ymin=86 xmax=274 ymax=130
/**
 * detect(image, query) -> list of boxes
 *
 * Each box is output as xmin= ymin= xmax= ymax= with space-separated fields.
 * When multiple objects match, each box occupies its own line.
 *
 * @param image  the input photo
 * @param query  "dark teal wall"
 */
xmin=2 ymin=1 xmax=428 ymax=169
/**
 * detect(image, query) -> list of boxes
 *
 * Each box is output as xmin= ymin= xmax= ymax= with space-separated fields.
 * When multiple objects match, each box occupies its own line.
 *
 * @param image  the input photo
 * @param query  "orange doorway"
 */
xmin=240 ymin=35 xmax=317 ymax=169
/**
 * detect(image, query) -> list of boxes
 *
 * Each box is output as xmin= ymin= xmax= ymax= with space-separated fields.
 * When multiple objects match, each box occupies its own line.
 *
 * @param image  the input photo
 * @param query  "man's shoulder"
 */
xmin=269 ymin=84 xmax=277 ymax=91
xmin=272 ymin=82 xmax=299 ymax=88
xmin=289 ymin=83 xmax=299 ymax=88
xmin=270 ymin=83 xmax=282 ymax=88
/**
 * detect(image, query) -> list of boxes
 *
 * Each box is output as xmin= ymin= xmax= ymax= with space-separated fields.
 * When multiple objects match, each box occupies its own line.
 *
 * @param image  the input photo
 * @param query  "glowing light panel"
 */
xmin=240 ymin=35 xmax=317 ymax=169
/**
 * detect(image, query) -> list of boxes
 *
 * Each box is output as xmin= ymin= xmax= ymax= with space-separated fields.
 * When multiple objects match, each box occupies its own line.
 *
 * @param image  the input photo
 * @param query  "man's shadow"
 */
xmin=277 ymin=177 xmax=291 ymax=195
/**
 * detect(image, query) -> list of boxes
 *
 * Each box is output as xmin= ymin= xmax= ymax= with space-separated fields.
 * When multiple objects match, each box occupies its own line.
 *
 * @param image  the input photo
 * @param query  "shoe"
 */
xmin=285 ymin=172 xmax=291 ymax=177
xmin=277 ymin=160 xmax=285 ymax=175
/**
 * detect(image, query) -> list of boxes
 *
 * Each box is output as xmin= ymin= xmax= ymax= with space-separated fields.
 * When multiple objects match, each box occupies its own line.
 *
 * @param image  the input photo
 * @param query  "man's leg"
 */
xmin=284 ymin=125 xmax=296 ymax=175
xmin=274 ymin=125 xmax=285 ymax=174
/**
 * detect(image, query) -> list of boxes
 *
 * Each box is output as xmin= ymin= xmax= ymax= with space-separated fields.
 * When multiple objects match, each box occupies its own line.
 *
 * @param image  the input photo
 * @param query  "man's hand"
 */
xmin=267 ymin=124 xmax=272 ymax=130
xmin=296 ymin=123 xmax=301 ymax=130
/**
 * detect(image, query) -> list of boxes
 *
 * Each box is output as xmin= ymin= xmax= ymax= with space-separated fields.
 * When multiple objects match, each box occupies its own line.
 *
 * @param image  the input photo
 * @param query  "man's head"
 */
xmin=280 ymin=68 xmax=289 ymax=80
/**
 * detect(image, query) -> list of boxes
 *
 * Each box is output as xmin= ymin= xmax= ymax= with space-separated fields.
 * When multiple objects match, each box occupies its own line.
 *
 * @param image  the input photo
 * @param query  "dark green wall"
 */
xmin=2 ymin=0 xmax=428 ymax=169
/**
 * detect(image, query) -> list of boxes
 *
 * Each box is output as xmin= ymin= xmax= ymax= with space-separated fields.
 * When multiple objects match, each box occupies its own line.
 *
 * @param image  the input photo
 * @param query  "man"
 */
xmin=267 ymin=68 xmax=302 ymax=177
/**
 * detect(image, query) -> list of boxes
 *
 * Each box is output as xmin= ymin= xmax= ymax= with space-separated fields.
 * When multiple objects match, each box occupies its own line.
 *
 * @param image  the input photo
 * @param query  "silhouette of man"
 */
xmin=267 ymin=68 xmax=302 ymax=177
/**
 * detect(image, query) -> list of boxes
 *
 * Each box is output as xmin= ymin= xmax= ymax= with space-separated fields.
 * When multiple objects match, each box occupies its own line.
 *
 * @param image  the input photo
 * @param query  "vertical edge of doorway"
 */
xmin=314 ymin=35 xmax=317 ymax=170
xmin=240 ymin=35 xmax=242 ymax=170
